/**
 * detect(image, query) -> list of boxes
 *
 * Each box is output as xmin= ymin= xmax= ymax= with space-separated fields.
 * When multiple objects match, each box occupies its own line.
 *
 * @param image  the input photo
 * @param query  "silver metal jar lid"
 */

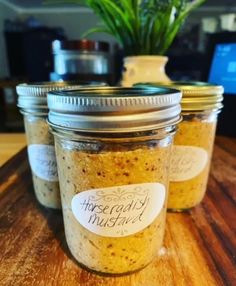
xmin=47 ymin=86 xmax=182 ymax=133
xmin=135 ymin=81 xmax=224 ymax=111
xmin=16 ymin=81 xmax=106 ymax=115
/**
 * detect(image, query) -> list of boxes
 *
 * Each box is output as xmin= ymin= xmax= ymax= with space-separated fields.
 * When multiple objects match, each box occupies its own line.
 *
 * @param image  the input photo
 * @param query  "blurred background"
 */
xmin=0 ymin=0 xmax=236 ymax=132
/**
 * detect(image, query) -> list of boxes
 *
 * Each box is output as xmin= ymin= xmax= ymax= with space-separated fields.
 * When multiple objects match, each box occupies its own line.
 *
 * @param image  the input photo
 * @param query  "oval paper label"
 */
xmin=28 ymin=144 xmax=58 ymax=182
xmin=71 ymin=183 xmax=165 ymax=237
xmin=170 ymin=145 xmax=208 ymax=182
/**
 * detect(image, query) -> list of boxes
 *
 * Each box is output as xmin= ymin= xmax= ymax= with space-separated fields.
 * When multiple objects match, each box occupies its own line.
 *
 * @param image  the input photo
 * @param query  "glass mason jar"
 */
xmin=136 ymin=82 xmax=224 ymax=211
xmin=47 ymin=86 xmax=182 ymax=274
xmin=16 ymin=81 xmax=105 ymax=209
xmin=168 ymin=82 xmax=223 ymax=210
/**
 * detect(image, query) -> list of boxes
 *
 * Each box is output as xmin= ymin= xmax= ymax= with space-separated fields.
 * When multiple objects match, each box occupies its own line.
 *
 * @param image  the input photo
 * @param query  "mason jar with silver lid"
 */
xmin=52 ymin=39 xmax=110 ymax=83
xmin=16 ymin=81 xmax=105 ymax=209
xmin=136 ymin=82 xmax=224 ymax=211
xmin=47 ymin=86 xmax=182 ymax=274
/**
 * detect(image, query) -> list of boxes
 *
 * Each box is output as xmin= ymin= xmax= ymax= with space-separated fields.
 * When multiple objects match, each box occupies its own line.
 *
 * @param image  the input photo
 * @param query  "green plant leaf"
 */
xmin=81 ymin=26 xmax=113 ymax=38
xmin=45 ymin=0 xmax=206 ymax=55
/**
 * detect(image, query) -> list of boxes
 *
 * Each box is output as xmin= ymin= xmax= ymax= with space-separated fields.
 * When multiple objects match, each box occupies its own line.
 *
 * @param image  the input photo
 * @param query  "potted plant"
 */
xmin=47 ymin=0 xmax=205 ymax=85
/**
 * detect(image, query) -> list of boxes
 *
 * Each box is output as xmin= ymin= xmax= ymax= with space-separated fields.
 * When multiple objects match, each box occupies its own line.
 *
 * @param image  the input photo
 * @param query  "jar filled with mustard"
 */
xmin=136 ymin=82 xmax=224 ymax=211
xmin=47 ymin=86 xmax=182 ymax=274
xmin=17 ymin=81 xmax=104 ymax=209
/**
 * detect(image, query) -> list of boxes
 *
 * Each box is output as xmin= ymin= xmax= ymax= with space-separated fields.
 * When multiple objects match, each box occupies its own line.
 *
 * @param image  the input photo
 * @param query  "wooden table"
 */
xmin=0 ymin=136 xmax=235 ymax=286
xmin=0 ymin=133 xmax=26 ymax=166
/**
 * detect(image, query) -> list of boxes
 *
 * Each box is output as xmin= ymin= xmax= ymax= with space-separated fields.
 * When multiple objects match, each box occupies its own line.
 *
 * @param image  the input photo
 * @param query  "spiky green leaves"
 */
xmin=45 ymin=0 xmax=206 ymax=55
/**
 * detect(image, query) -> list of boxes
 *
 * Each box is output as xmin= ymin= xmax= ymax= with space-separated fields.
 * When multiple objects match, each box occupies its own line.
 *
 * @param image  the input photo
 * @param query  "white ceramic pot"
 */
xmin=121 ymin=55 xmax=171 ymax=87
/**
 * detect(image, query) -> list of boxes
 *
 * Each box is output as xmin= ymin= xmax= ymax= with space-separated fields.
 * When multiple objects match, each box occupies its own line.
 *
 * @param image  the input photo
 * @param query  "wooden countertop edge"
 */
xmin=0 ymin=147 xmax=28 ymax=196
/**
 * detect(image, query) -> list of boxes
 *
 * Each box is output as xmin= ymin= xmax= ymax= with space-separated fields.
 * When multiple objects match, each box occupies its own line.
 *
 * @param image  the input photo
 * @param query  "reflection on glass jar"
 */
xmin=47 ymin=86 xmax=181 ymax=274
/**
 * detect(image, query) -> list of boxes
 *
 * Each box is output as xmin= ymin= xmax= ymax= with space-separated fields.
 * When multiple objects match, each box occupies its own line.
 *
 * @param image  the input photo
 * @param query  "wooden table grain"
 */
xmin=0 ymin=136 xmax=235 ymax=286
xmin=0 ymin=133 xmax=26 ymax=166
